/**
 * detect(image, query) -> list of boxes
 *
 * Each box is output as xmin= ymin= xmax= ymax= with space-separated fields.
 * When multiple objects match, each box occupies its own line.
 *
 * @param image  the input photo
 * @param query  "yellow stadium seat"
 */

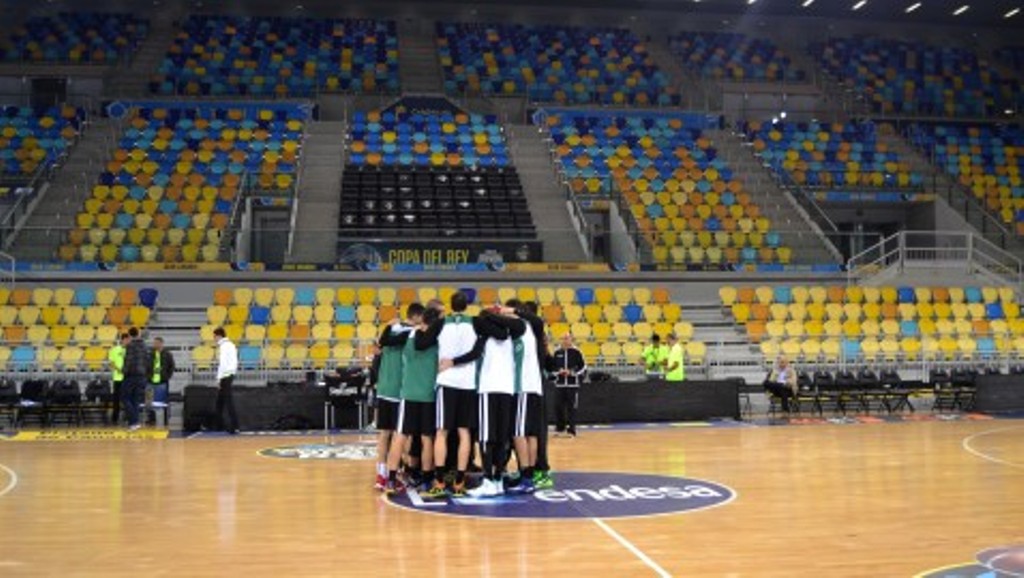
xmin=933 ymin=302 xmax=952 ymax=319
xmin=129 ymin=306 xmax=149 ymax=327
xmin=900 ymin=337 xmax=921 ymax=360
xmin=760 ymin=340 xmax=780 ymax=359
xmin=310 ymin=323 xmax=331 ymax=342
xmin=633 ymin=322 xmax=653 ymax=340
xmin=633 ymin=287 xmax=652 ymax=305
xmin=731 ymin=303 xmax=751 ymax=324
xmin=51 ymin=326 xmax=73 ymax=346
xmin=600 ymin=341 xmax=622 ymax=360
xmin=861 ymin=338 xmax=880 ymax=361
xmin=378 ymin=287 xmax=397 ymax=305
xmin=314 ymin=305 xmax=334 ymax=324
xmin=517 ymin=287 xmax=537 ymax=304
xmin=228 ymin=305 xmax=249 ymax=325
xmin=642 ymin=304 xmax=662 ymax=322
xmin=191 ymin=345 xmax=216 ymax=369
xmin=334 ymin=324 xmax=356 ymax=341
xmin=662 ymin=303 xmax=682 ymax=323
xmin=593 ymin=287 xmax=613 ymax=305
xmin=801 ymin=339 xmax=821 ymax=359
xmin=784 ymin=320 xmax=804 ymax=338
xmin=356 ymin=323 xmax=377 ymax=340
xmin=31 ymin=288 xmax=53 ymax=306
xmin=419 ymin=287 xmax=439 ymax=304
xmin=264 ymin=344 xmax=285 ymax=369
xmin=592 ymin=323 xmax=612 ymax=341
xmin=612 ymin=323 xmax=632 ymax=340
xmin=825 ymin=303 xmax=844 ymax=320
xmin=880 ymin=337 xmax=900 ymax=361
xmin=957 ymin=337 xmax=977 ymax=360
xmin=622 ymin=341 xmax=644 ymax=363
xmin=999 ymin=287 xmax=1016 ymax=303
xmin=879 ymin=287 xmax=897 ymax=304
xmin=719 ymin=286 xmax=738 ymax=307
xmin=845 ymin=286 xmax=864 ymax=304
xmin=73 ymin=325 xmax=96 ymax=345
xmin=82 ymin=345 xmax=106 ymax=369
xmin=948 ymin=287 xmax=965 ymax=303
xmin=808 ymin=286 xmax=827 ymax=304
xmin=309 ymin=342 xmax=331 ymax=365
xmin=95 ymin=288 xmax=117 ymax=306
xmin=780 ymin=339 xmax=801 ymax=359
xmin=755 ymin=286 xmax=774 ymax=304
xmin=914 ymin=287 xmax=932 ymax=304
xmin=357 ymin=287 xmax=376 ymax=305
xmin=0 ymin=305 xmax=16 ymax=325
xmin=97 ymin=325 xmax=119 ymax=343
xmin=603 ymin=305 xmax=622 ymax=324
xmin=579 ymin=342 xmax=600 ymax=360
xmin=266 ymin=323 xmax=288 ymax=342
xmin=293 ymin=305 xmax=313 ymax=324
xmin=769 ymin=303 xmax=788 ymax=320
xmin=571 ymin=322 xmax=592 ymax=340
xmin=336 ymin=287 xmax=356 ymax=306
xmin=822 ymin=339 xmax=841 ymax=363
xmin=536 ymin=288 xmax=556 ymax=305
xmin=40 ymin=306 xmax=62 ymax=327
xmin=563 ymin=304 xmax=583 ymax=323
xmin=356 ymin=304 xmax=376 ymax=323
xmin=791 ymin=287 xmax=809 ymax=304
xmin=18 ymin=305 xmax=40 ymax=325
xmin=332 ymin=343 xmax=356 ymax=365
xmin=273 ymin=288 xmax=294 ymax=307
xmin=27 ymin=326 xmax=49 ymax=345
xmin=555 ymin=287 xmax=575 ymax=305
xmin=583 ymin=304 xmax=603 ymax=324
xmin=238 ymin=324 xmax=263 ymax=344
xmin=285 ymin=343 xmax=309 ymax=366
xmin=315 ymin=288 xmax=335 ymax=305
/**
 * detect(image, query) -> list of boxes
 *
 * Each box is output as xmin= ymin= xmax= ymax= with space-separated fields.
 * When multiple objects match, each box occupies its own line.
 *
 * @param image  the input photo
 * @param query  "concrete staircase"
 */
xmin=878 ymin=131 xmax=1024 ymax=256
xmin=398 ymin=21 xmax=443 ymax=93
xmin=643 ymin=34 xmax=717 ymax=112
xmin=104 ymin=10 xmax=180 ymax=98
xmin=9 ymin=118 xmax=122 ymax=261
xmin=287 ymin=120 xmax=347 ymax=264
xmin=707 ymin=128 xmax=842 ymax=266
xmin=504 ymin=123 xmax=588 ymax=262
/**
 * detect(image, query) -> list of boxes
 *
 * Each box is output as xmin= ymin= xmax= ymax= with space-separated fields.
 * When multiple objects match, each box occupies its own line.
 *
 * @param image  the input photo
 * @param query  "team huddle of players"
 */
xmin=372 ymin=291 xmax=554 ymax=499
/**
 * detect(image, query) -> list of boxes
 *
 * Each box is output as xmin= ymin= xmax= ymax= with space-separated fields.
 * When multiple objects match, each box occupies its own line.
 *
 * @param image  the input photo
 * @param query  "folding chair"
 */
xmin=930 ymin=368 xmax=957 ymax=412
xmin=835 ymin=369 xmax=867 ymax=414
xmin=857 ymin=368 xmax=886 ymax=413
xmin=82 ymin=378 xmax=113 ymax=425
xmin=793 ymin=372 xmax=821 ymax=416
xmin=879 ymin=369 xmax=912 ymax=413
xmin=813 ymin=370 xmax=841 ymax=414
xmin=950 ymin=366 xmax=978 ymax=411
xmin=17 ymin=380 xmax=49 ymax=428
xmin=0 ymin=378 xmax=18 ymax=429
xmin=47 ymin=380 xmax=82 ymax=427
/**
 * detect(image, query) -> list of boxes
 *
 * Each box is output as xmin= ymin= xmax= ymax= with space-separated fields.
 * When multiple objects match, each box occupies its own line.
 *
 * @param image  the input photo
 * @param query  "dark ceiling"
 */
xmin=9 ymin=0 xmax=1024 ymax=29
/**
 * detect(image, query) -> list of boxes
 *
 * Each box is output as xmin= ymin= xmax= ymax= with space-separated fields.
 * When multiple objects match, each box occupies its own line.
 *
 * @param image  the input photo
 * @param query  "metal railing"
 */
xmin=0 ymin=250 xmax=14 ymax=288
xmin=848 ymin=230 xmax=1023 ymax=288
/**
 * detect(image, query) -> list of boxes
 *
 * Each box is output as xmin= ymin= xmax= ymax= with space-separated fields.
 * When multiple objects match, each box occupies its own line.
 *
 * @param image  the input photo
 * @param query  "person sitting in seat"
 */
xmin=764 ymin=356 xmax=798 ymax=412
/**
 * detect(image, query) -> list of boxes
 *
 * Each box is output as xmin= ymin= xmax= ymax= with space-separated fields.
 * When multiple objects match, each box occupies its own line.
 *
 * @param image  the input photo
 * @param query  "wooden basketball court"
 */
xmin=1 ymin=420 xmax=1022 ymax=576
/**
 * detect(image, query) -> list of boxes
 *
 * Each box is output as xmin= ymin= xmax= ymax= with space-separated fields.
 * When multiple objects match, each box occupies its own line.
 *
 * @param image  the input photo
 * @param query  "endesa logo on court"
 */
xmin=388 ymin=472 xmax=736 ymax=519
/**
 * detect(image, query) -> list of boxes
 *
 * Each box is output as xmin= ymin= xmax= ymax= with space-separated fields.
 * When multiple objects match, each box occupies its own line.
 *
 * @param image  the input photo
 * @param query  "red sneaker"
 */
xmin=384 ymin=478 xmax=407 ymax=495
xmin=374 ymin=474 xmax=387 ymax=491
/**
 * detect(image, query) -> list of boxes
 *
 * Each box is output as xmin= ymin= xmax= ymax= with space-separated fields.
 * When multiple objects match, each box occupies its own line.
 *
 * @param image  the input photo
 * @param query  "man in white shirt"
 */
xmin=417 ymin=291 xmax=480 ymax=498
xmin=213 ymin=327 xmax=239 ymax=434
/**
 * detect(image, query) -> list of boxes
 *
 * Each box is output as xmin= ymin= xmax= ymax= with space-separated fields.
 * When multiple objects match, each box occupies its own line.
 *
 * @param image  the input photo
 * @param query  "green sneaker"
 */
xmin=533 ymin=470 xmax=554 ymax=489
xmin=422 ymin=481 xmax=449 ymax=500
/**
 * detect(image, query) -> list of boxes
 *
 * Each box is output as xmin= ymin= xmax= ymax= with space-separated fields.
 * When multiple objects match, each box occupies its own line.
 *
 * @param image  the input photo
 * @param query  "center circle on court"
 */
xmin=386 ymin=471 xmax=736 ymax=519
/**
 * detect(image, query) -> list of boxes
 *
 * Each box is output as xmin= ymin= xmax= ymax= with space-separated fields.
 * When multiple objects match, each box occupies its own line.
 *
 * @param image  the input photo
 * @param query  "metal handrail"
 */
xmin=0 ymin=250 xmax=14 ymax=288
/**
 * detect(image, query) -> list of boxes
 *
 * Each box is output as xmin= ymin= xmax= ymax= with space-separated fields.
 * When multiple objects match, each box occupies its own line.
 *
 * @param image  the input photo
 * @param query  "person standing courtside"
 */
xmin=550 ymin=333 xmax=586 ymax=438
xmin=213 ymin=327 xmax=239 ymax=434
xmin=107 ymin=333 xmax=128 ymax=425
xmin=664 ymin=333 xmax=686 ymax=383
xmin=372 ymin=303 xmax=420 ymax=491
xmin=122 ymin=328 xmax=149 ymax=431
xmin=641 ymin=334 xmax=670 ymax=378
xmin=146 ymin=337 xmax=175 ymax=426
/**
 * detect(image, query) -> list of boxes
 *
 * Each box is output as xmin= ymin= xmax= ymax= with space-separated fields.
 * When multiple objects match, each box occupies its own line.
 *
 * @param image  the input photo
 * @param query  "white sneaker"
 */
xmin=128 ymin=424 xmax=141 ymax=432
xmin=489 ymin=479 xmax=504 ymax=497
xmin=467 ymin=479 xmax=494 ymax=498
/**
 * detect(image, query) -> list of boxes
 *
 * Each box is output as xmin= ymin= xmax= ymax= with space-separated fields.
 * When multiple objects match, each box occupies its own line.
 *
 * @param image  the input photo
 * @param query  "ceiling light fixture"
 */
xmin=905 ymin=2 xmax=921 ymax=12
xmin=953 ymin=4 xmax=969 ymax=15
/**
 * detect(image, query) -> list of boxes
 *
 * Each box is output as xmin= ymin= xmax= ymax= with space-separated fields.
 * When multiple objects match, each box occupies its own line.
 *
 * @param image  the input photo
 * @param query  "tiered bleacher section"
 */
xmin=0 ymin=105 xmax=83 ymax=177
xmin=150 ymin=15 xmax=399 ymax=97
xmin=995 ymin=46 xmax=1024 ymax=72
xmin=0 ymin=286 xmax=156 ymax=371
xmin=721 ymin=285 xmax=1021 ymax=363
xmin=341 ymin=109 xmax=533 ymax=238
xmin=436 ymin=22 xmax=678 ymax=105
xmin=0 ymin=12 xmax=148 ymax=64
xmin=909 ymin=123 xmax=1024 ymax=233
xmin=59 ymin=102 xmax=307 ymax=263
xmin=815 ymin=37 xmax=1023 ymax=117
xmin=742 ymin=120 xmax=925 ymax=189
xmin=193 ymin=286 xmax=705 ymax=371
xmin=668 ymin=32 xmax=805 ymax=82
xmin=543 ymin=110 xmax=790 ymax=267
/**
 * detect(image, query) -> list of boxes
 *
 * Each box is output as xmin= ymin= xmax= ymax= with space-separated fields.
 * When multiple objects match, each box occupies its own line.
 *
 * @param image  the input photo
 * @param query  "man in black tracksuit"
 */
xmin=122 ymin=327 xmax=149 ymax=431
xmin=549 ymin=332 xmax=586 ymax=437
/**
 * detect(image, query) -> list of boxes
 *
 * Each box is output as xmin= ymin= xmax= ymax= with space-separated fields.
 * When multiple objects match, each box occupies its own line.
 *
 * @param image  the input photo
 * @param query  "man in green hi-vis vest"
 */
xmin=107 ymin=332 xmax=129 ymax=425
xmin=664 ymin=333 xmax=686 ymax=383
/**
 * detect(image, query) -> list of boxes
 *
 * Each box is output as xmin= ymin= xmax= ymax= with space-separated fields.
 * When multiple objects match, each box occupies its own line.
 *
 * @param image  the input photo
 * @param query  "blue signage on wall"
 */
xmin=386 ymin=471 xmax=735 ymax=520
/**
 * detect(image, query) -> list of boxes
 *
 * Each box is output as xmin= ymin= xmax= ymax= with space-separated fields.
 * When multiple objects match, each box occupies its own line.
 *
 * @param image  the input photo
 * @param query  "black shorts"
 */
xmin=436 ymin=386 xmax=477 ymax=431
xmin=376 ymin=398 xmax=400 ymax=432
xmin=514 ymin=392 xmax=544 ymax=438
xmin=398 ymin=400 xmax=436 ymax=437
xmin=478 ymin=392 xmax=513 ymax=444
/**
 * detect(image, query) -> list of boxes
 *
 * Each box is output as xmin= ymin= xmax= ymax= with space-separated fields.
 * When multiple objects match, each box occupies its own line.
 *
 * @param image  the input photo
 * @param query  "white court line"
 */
xmin=0 ymin=462 xmax=18 ymax=498
xmin=962 ymin=425 xmax=1024 ymax=470
xmin=592 ymin=518 xmax=672 ymax=578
